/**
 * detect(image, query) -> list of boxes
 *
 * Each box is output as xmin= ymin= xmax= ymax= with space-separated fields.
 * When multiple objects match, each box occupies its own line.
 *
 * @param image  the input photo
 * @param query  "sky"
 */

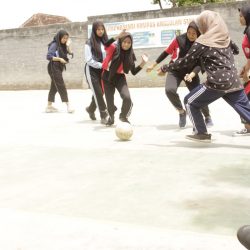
xmin=0 ymin=0 xmax=170 ymax=30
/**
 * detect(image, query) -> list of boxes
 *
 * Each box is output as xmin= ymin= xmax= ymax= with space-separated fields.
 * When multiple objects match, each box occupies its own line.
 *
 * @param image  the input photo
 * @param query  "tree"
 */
xmin=152 ymin=0 xmax=163 ymax=9
xmin=176 ymin=0 xmax=224 ymax=6
xmin=152 ymin=0 xmax=233 ymax=8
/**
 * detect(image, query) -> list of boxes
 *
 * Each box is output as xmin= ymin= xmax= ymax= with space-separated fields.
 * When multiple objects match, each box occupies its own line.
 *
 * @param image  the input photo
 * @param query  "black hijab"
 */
xmin=108 ymin=32 xmax=136 ymax=82
xmin=48 ymin=30 xmax=69 ymax=62
xmin=88 ymin=21 xmax=108 ymax=62
xmin=176 ymin=21 xmax=200 ymax=58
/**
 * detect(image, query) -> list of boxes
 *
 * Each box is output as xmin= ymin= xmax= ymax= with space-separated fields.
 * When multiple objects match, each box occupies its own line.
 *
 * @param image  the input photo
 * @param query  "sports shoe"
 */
xmin=186 ymin=133 xmax=212 ymax=142
xmin=86 ymin=107 xmax=96 ymax=120
xmin=205 ymin=116 xmax=214 ymax=128
xmin=106 ymin=116 xmax=114 ymax=126
xmin=67 ymin=106 xmax=75 ymax=114
xmin=101 ymin=111 xmax=109 ymax=125
xmin=45 ymin=106 xmax=58 ymax=113
xmin=119 ymin=117 xmax=130 ymax=124
xmin=101 ymin=117 xmax=109 ymax=125
xmin=179 ymin=111 xmax=186 ymax=128
xmin=233 ymin=128 xmax=250 ymax=136
xmin=100 ymin=110 xmax=109 ymax=125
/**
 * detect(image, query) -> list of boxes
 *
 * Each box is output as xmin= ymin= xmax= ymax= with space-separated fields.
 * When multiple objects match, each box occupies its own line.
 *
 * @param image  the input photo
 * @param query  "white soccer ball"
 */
xmin=115 ymin=121 xmax=133 ymax=141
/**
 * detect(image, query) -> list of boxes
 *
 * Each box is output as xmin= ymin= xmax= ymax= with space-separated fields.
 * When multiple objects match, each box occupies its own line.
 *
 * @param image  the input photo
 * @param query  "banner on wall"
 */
xmin=88 ymin=15 xmax=198 ymax=49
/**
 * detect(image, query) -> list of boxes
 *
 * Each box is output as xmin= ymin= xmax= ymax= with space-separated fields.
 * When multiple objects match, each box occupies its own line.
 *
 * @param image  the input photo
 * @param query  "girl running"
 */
xmin=102 ymin=32 xmax=147 ymax=126
xmin=160 ymin=10 xmax=250 ymax=142
xmin=84 ymin=21 xmax=113 ymax=124
xmin=147 ymin=21 xmax=213 ymax=128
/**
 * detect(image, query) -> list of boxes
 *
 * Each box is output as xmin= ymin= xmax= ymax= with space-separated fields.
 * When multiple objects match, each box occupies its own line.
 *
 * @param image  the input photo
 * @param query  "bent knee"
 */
xmin=165 ymin=87 xmax=177 ymax=95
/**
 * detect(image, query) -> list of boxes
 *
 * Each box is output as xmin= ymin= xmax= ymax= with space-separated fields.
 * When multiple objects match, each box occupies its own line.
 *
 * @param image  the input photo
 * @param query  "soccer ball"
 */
xmin=115 ymin=121 xmax=133 ymax=141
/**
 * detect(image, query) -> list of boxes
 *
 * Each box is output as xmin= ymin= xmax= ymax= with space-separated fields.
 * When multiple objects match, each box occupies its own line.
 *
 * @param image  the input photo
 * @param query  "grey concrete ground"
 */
xmin=0 ymin=87 xmax=249 ymax=250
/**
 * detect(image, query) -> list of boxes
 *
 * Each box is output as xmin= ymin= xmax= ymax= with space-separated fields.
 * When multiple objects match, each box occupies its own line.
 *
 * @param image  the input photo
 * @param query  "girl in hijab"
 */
xmin=160 ymin=10 xmax=250 ymax=142
xmin=147 ymin=21 xmax=213 ymax=129
xmin=237 ymin=6 xmax=250 ymax=135
xmin=46 ymin=29 xmax=74 ymax=113
xmin=85 ymin=21 xmax=117 ymax=124
xmin=102 ymin=32 xmax=147 ymax=126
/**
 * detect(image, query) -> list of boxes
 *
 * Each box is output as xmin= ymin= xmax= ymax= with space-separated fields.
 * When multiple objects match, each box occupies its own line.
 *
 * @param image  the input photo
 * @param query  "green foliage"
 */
xmin=177 ymin=0 xmax=227 ymax=7
xmin=152 ymin=0 xmax=163 ymax=9
xmin=152 ymin=0 xmax=234 ymax=8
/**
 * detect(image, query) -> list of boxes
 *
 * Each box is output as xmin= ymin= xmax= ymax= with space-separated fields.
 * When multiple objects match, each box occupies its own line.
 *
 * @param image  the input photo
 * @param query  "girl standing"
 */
xmin=102 ymin=32 xmax=147 ymax=126
xmin=160 ymin=10 xmax=250 ymax=142
xmin=46 ymin=30 xmax=74 ymax=113
xmin=147 ymin=21 xmax=213 ymax=128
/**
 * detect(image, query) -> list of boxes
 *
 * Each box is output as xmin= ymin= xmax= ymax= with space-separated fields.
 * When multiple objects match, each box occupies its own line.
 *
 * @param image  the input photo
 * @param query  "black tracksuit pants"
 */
xmin=184 ymin=84 xmax=250 ymax=134
xmin=85 ymin=65 xmax=107 ymax=118
xmin=48 ymin=62 xmax=68 ymax=102
xmin=103 ymin=71 xmax=133 ymax=119
xmin=165 ymin=71 xmax=210 ymax=118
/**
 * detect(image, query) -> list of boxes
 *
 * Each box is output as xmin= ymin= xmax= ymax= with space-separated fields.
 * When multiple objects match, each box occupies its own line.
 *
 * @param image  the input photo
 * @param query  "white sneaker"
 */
xmin=67 ymin=107 xmax=75 ymax=113
xmin=45 ymin=106 xmax=58 ymax=113
xmin=233 ymin=128 xmax=250 ymax=136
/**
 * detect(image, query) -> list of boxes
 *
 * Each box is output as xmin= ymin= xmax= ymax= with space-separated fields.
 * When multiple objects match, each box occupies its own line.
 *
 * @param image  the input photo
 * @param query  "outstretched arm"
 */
xmin=104 ymin=29 xmax=127 ymax=48
xmin=160 ymin=43 xmax=203 ymax=74
xmin=146 ymin=38 xmax=177 ymax=72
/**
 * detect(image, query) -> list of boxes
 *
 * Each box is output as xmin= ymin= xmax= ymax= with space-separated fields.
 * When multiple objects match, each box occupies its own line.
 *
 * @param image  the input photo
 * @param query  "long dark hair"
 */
xmin=108 ymin=32 xmax=136 ymax=81
xmin=89 ymin=21 xmax=108 ymax=62
xmin=48 ymin=30 xmax=69 ymax=62
xmin=240 ymin=6 xmax=250 ymax=27
xmin=239 ymin=6 xmax=250 ymax=36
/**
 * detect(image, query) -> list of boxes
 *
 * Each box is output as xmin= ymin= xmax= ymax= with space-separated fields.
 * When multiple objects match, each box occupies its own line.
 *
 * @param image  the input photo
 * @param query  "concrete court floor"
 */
xmin=0 ymin=87 xmax=249 ymax=250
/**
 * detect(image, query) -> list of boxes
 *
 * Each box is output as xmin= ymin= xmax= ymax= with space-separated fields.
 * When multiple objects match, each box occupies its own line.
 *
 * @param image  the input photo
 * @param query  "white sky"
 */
xmin=0 ymin=0 xmax=170 ymax=30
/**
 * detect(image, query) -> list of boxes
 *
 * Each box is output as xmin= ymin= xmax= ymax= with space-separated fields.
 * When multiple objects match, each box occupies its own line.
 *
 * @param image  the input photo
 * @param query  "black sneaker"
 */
xmin=179 ymin=111 xmax=186 ymax=128
xmin=106 ymin=116 xmax=114 ymax=126
xmin=101 ymin=116 xmax=109 ymax=125
xmin=119 ymin=117 xmax=130 ymax=124
xmin=100 ymin=110 xmax=109 ymax=125
xmin=86 ymin=107 xmax=96 ymax=120
xmin=205 ymin=116 xmax=214 ymax=128
xmin=186 ymin=133 xmax=212 ymax=143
